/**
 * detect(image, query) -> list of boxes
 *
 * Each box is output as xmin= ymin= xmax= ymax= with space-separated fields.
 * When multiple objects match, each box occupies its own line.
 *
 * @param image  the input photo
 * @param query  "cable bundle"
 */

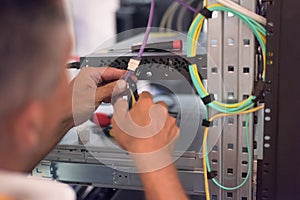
xmin=184 ymin=3 xmax=267 ymax=200
xmin=137 ymin=1 xmax=267 ymax=199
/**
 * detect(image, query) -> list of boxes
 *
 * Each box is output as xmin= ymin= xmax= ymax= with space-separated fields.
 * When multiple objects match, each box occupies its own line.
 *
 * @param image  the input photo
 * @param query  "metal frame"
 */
xmin=35 ymin=1 xmax=300 ymax=199
xmin=207 ymin=0 xmax=256 ymax=199
xmin=257 ymin=0 xmax=300 ymax=199
xmin=33 ymin=159 xmax=204 ymax=195
xmin=34 ymin=31 xmax=211 ymax=196
xmin=207 ymin=2 xmax=224 ymax=199
xmin=32 ymin=1 xmax=273 ymax=199
xmin=35 ymin=91 xmax=207 ymax=195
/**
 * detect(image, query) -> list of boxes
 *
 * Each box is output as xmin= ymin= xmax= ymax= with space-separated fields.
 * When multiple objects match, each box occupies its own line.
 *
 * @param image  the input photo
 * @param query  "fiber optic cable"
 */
xmin=175 ymin=1 xmax=267 ymax=81
xmin=202 ymin=105 xmax=264 ymax=198
xmin=175 ymin=2 xmax=266 ymax=198
xmin=185 ymin=4 xmax=266 ymax=115
xmin=203 ymin=0 xmax=208 ymax=7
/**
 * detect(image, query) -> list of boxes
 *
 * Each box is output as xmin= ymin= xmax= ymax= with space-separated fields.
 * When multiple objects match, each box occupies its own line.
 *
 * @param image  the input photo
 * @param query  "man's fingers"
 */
xmin=136 ymin=91 xmax=154 ymax=105
xmin=95 ymin=82 xmax=115 ymax=104
xmin=156 ymin=101 xmax=168 ymax=110
xmin=102 ymin=97 xmax=111 ymax=103
xmin=95 ymin=79 xmax=127 ymax=103
xmin=101 ymin=67 xmax=126 ymax=82
xmin=131 ymin=91 xmax=154 ymax=113
xmin=114 ymin=80 xmax=127 ymax=95
xmin=81 ymin=67 xmax=126 ymax=85
xmin=90 ymin=67 xmax=126 ymax=82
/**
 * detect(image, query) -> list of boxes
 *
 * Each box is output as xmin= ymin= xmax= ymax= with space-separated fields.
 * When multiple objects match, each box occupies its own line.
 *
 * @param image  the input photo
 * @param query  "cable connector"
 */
xmin=252 ymin=79 xmax=265 ymax=103
xmin=127 ymin=57 xmax=141 ymax=72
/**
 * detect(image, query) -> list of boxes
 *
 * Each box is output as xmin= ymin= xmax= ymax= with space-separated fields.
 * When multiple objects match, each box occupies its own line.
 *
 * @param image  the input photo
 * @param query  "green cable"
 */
xmin=205 ymin=114 xmax=252 ymax=190
xmin=187 ymin=5 xmax=266 ymax=55
xmin=185 ymin=3 xmax=263 ymax=192
xmin=186 ymin=6 xmax=265 ymax=52
xmin=186 ymin=4 xmax=261 ymax=190
xmin=189 ymin=65 xmax=255 ymax=113
xmin=187 ymin=4 xmax=266 ymax=112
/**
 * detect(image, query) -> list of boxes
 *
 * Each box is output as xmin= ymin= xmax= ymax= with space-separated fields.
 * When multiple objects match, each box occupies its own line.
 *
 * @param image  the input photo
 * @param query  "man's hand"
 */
xmin=70 ymin=67 xmax=126 ymax=126
xmin=112 ymin=92 xmax=188 ymax=200
xmin=112 ymin=91 xmax=180 ymax=172
xmin=112 ymin=91 xmax=179 ymax=153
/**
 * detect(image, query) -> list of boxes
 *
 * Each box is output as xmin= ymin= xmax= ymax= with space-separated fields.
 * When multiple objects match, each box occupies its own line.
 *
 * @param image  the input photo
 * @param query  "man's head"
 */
xmin=0 ymin=0 xmax=72 ymax=171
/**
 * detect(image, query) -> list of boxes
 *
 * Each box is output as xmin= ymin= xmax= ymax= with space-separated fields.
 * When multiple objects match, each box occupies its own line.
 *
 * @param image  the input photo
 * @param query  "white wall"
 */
xmin=70 ymin=0 xmax=120 ymax=56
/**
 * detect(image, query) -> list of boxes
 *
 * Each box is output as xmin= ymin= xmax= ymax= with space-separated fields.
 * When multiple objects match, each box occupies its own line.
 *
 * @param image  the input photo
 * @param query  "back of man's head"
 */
xmin=0 ymin=0 xmax=68 ymax=119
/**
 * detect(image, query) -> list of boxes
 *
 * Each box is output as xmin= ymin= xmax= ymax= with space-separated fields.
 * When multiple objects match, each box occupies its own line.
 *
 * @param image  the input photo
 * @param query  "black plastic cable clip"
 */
xmin=202 ymin=119 xmax=213 ymax=127
xmin=201 ymin=93 xmax=215 ymax=105
xmin=207 ymin=171 xmax=218 ymax=179
xmin=252 ymin=79 xmax=265 ymax=103
xmin=199 ymin=7 xmax=213 ymax=19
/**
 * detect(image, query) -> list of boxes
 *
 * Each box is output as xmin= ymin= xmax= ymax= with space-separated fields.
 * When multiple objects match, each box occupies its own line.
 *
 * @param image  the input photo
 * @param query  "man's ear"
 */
xmin=12 ymin=101 xmax=43 ymax=154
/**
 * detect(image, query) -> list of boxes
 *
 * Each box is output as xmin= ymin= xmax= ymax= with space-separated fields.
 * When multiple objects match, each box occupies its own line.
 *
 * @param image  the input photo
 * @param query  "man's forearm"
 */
xmin=140 ymin=164 xmax=189 ymax=200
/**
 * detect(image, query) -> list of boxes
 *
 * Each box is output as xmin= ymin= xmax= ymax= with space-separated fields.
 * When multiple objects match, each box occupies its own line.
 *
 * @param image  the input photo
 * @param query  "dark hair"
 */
xmin=0 ymin=0 xmax=66 ymax=22
xmin=0 ymin=0 xmax=68 ymax=117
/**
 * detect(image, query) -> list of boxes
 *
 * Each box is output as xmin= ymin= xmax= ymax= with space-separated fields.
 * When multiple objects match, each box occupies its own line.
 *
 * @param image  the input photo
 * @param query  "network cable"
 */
xmin=184 ymin=5 xmax=265 ymax=199
xmin=126 ymin=0 xmax=155 ymax=71
xmin=171 ymin=2 xmax=266 ymax=118
xmin=202 ymin=105 xmax=264 ymax=200
xmin=186 ymin=4 xmax=266 ymax=114
xmin=137 ymin=0 xmax=155 ymax=59
xmin=172 ymin=1 xmax=267 ymax=199
xmin=174 ymin=0 xmax=267 ymax=80
xmin=184 ymin=4 xmax=266 ymax=200
xmin=123 ymin=0 xmax=155 ymax=107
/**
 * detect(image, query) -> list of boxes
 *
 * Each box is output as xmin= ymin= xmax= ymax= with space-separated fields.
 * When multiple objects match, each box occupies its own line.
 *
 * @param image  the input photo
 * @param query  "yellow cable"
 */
xmin=192 ymin=65 xmax=209 ymax=95
xmin=191 ymin=13 xmax=201 ymax=31
xmin=262 ymin=48 xmax=266 ymax=79
xmin=192 ymin=63 xmax=254 ymax=108
xmin=207 ymin=3 xmax=223 ymax=9
xmin=214 ymin=97 xmax=252 ymax=108
xmin=191 ymin=16 xmax=202 ymax=49
xmin=192 ymin=18 xmax=204 ymax=56
xmin=260 ymin=33 xmax=266 ymax=44
xmin=189 ymin=3 xmax=266 ymax=198
xmin=190 ymin=10 xmax=267 ymax=108
xmin=210 ymin=105 xmax=264 ymax=121
xmin=259 ymin=32 xmax=267 ymax=79
xmin=202 ymin=105 xmax=264 ymax=199
xmin=203 ymin=127 xmax=210 ymax=200
xmin=130 ymin=90 xmax=136 ymax=106
xmin=203 ymin=123 xmax=210 ymax=200
xmin=189 ymin=13 xmax=201 ymax=57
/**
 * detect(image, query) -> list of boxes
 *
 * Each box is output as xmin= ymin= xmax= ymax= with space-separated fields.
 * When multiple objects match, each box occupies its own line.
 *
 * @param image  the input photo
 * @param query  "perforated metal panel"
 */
xmin=207 ymin=0 xmax=256 ymax=199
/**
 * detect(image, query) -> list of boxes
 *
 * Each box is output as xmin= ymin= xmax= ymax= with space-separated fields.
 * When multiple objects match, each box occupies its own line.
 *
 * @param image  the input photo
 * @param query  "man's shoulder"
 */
xmin=0 ymin=170 xmax=75 ymax=200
